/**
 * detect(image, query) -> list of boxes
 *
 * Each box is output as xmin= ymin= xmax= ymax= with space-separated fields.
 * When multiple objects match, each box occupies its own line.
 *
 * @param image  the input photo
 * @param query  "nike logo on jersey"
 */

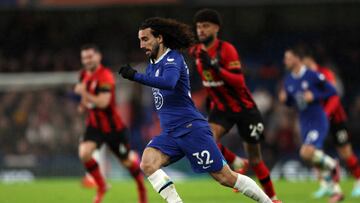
xmin=167 ymin=57 xmax=175 ymax=62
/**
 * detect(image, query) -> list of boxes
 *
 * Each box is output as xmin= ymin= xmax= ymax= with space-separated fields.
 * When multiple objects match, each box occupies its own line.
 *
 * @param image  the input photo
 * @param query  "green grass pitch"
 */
xmin=0 ymin=178 xmax=358 ymax=203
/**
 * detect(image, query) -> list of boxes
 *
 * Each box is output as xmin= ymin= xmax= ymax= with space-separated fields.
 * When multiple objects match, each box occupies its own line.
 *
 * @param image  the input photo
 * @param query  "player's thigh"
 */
xmin=330 ymin=121 xmax=351 ymax=147
xmin=236 ymin=109 xmax=265 ymax=144
xmin=142 ymin=134 xmax=183 ymax=174
xmin=243 ymin=142 xmax=263 ymax=165
xmin=177 ymin=127 xmax=226 ymax=173
xmin=104 ymin=128 xmax=130 ymax=161
xmin=208 ymin=110 xmax=235 ymax=141
xmin=79 ymin=127 xmax=103 ymax=161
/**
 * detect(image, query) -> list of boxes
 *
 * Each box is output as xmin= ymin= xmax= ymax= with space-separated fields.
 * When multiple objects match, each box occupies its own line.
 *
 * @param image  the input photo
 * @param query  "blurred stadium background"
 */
xmin=0 ymin=0 xmax=360 ymax=202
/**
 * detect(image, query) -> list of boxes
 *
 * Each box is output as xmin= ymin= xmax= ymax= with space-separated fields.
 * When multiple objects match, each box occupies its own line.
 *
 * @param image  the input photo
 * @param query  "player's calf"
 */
xmin=210 ymin=165 xmax=273 ymax=203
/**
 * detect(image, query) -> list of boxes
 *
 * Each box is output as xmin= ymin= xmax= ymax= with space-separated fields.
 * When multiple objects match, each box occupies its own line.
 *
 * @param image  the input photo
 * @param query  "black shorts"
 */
xmin=208 ymin=108 xmax=265 ymax=144
xmin=81 ymin=126 xmax=130 ymax=159
xmin=329 ymin=121 xmax=350 ymax=146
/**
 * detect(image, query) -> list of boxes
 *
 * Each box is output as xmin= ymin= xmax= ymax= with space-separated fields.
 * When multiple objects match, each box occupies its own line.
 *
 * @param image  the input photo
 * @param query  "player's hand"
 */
xmin=278 ymin=90 xmax=287 ymax=103
xmin=199 ymin=50 xmax=220 ymax=72
xmin=74 ymin=83 xmax=85 ymax=95
xmin=303 ymin=90 xmax=314 ymax=103
xmin=119 ymin=64 xmax=137 ymax=81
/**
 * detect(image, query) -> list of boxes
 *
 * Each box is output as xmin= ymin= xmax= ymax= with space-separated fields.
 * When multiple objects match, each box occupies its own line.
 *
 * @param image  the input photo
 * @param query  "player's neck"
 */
xmin=292 ymin=64 xmax=306 ymax=76
xmin=204 ymin=37 xmax=218 ymax=50
xmin=155 ymin=46 xmax=168 ymax=61
xmin=89 ymin=64 xmax=101 ymax=73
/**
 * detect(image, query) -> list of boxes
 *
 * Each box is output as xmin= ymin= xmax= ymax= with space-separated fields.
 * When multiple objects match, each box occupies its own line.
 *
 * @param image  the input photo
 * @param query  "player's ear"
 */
xmin=214 ymin=25 xmax=220 ymax=33
xmin=157 ymin=34 xmax=163 ymax=44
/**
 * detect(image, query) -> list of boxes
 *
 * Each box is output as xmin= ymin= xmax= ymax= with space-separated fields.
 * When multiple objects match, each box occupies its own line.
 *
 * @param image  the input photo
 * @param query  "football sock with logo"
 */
xmin=234 ymin=174 xmax=272 ymax=203
xmin=312 ymin=150 xmax=336 ymax=171
xmin=148 ymin=169 xmax=182 ymax=203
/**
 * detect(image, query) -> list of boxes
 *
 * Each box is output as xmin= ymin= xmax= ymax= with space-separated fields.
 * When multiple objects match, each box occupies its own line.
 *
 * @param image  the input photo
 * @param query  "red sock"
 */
xmin=251 ymin=161 xmax=276 ymax=199
xmin=84 ymin=158 xmax=106 ymax=189
xmin=346 ymin=154 xmax=360 ymax=179
xmin=217 ymin=143 xmax=236 ymax=164
xmin=128 ymin=157 xmax=147 ymax=203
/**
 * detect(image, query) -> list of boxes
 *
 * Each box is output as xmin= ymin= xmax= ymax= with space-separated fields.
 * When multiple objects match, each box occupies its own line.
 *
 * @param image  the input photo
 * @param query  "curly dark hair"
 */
xmin=139 ymin=17 xmax=195 ymax=50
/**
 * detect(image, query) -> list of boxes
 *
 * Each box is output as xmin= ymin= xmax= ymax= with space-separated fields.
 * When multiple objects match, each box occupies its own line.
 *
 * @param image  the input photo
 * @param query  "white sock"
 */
xmin=148 ymin=169 xmax=182 ymax=203
xmin=312 ymin=150 xmax=336 ymax=170
xmin=234 ymin=174 xmax=272 ymax=203
xmin=332 ymin=182 xmax=342 ymax=194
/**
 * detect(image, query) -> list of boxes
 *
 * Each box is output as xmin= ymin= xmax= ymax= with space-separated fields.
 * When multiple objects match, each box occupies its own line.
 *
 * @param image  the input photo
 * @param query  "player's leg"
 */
xmin=331 ymin=122 xmax=360 ymax=197
xmin=243 ymin=143 xmax=277 ymax=200
xmin=105 ymin=129 xmax=147 ymax=203
xmin=238 ymin=110 xmax=277 ymax=200
xmin=179 ymin=126 xmax=275 ymax=203
xmin=141 ymin=135 xmax=184 ymax=203
xmin=210 ymin=165 xmax=276 ymax=203
xmin=300 ymin=144 xmax=344 ymax=202
xmin=208 ymin=110 xmax=249 ymax=172
xmin=79 ymin=127 xmax=107 ymax=203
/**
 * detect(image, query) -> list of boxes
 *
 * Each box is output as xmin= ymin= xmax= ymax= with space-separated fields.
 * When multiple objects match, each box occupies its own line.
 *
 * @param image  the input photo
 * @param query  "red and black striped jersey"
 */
xmin=189 ymin=39 xmax=256 ymax=113
xmin=317 ymin=65 xmax=347 ymax=123
xmin=80 ymin=65 xmax=125 ymax=133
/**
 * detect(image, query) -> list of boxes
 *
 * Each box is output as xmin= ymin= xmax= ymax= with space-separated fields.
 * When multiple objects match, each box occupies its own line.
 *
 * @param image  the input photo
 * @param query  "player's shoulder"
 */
xmin=164 ymin=50 xmax=184 ymax=64
xmin=98 ymin=66 xmax=115 ymax=81
xmin=306 ymin=68 xmax=326 ymax=82
xmin=220 ymin=40 xmax=237 ymax=51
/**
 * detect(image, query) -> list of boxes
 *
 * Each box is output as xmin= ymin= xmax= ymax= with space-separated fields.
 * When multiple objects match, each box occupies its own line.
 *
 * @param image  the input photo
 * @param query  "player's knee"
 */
xmin=140 ymin=160 xmax=157 ymax=176
xmin=78 ymin=148 xmax=92 ymax=162
xmin=300 ymin=145 xmax=315 ymax=161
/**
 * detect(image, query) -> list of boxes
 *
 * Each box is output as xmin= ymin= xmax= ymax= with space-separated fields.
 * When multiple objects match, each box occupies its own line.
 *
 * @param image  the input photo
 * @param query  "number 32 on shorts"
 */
xmin=192 ymin=150 xmax=214 ymax=169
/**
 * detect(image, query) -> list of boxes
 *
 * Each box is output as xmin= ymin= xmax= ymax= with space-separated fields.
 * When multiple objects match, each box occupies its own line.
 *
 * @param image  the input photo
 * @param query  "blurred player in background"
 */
xmin=74 ymin=44 xmax=147 ymax=203
xmin=119 ymin=17 xmax=280 ymax=203
xmin=280 ymin=47 xmax=344 ymax=203
xmin=189 ymin=8 xmax=278 ymax=200
xmin=303 ymin=50 xmax=360 ymax=197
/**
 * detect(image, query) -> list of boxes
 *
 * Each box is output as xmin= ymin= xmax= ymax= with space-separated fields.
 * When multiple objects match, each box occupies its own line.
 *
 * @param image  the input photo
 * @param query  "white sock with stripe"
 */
xmin=234 ymin=174 xmax=272 ymax=203
xmin=148 ymin=169 xmax=182 ymax=203
xmin=312 ymin=150 xmax=336 ymax=170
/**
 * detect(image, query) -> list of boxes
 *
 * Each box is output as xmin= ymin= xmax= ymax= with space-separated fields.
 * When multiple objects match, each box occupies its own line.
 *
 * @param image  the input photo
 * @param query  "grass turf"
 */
xmin=0 ymin=178 xmax=358 ymax=203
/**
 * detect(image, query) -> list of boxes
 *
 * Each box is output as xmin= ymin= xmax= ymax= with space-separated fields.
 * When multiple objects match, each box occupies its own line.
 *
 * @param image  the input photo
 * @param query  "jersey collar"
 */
xmin=151 ymin=48 xmax=171 ymax=64
xmin=292 ymin=65 xmax=307 ymax=78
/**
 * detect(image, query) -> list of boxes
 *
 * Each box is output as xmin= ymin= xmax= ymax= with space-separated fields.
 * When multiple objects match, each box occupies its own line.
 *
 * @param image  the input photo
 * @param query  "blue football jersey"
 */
xmin=283 ymin=66 xmax=337 ymax=147
xmin=134 ymin=49 xmax=208 ymax=136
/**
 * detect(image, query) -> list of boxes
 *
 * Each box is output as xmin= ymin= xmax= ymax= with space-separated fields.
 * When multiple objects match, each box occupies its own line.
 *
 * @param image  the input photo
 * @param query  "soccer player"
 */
xmin=118 ymin=17 xmax=280 ymax=203
xmin=280 ymin=47 xmax=344 ymax=203
xmin=303 ymin=51 xmax=360 ymax=197
xmin=74 ymin=44 xmax=147 ymax=203
xmin=189 ymin=8 xmax=277 ymax=200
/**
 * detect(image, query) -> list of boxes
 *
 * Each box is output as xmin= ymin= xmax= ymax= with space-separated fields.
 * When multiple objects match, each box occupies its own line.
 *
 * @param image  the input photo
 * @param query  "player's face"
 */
xmin=283 ymin=51 xmax=299 ymax=70
xmin=81 ymin=49 xmax=101 ymax=71
xmin=139 ymin=28 xmax=161 ymax=59
xmin=196 ymin=22 xmax=219 ymax=45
